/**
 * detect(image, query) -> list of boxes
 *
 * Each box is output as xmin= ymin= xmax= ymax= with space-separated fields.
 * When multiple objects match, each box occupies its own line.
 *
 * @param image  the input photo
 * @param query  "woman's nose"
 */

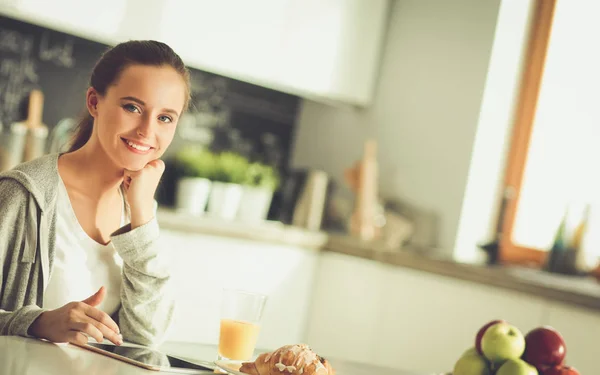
xmin=136 ymin=115 xmax=154 ymax=138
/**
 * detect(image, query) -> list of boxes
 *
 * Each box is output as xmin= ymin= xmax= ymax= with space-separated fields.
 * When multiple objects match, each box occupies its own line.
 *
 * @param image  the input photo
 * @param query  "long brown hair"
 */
xmin=68 ymin=40 xmax=191 ymax=152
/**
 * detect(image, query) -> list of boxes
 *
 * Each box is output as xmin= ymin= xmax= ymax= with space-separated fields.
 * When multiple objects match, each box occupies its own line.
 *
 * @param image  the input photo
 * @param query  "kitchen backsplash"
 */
xmin=0 ymin=14 xmax=301 ymax=204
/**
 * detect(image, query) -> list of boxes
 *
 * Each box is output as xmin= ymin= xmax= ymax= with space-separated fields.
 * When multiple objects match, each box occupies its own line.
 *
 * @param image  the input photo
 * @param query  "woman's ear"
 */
xmin=86 ymin=87 xmax=100 ymax=117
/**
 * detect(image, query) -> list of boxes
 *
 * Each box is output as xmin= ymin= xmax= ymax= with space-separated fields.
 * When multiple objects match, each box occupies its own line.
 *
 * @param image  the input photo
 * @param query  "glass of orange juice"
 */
xmin=218 ymin=289 xmax=267 ymax=362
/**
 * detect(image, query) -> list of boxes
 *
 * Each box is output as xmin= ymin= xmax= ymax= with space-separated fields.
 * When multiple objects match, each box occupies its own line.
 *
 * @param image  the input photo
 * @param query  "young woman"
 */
xmin=0 ymin=40 xmax=190 ymax=347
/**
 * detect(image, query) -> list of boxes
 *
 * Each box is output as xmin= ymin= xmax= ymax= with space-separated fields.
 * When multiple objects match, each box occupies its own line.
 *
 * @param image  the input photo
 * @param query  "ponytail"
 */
xmin=68 ymin=113 xmax=94 ymax=152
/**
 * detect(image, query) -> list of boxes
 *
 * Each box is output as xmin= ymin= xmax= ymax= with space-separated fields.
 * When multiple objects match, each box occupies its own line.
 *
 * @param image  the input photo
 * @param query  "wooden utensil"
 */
xmin=23 ymin=89 xmax=49 ymax=162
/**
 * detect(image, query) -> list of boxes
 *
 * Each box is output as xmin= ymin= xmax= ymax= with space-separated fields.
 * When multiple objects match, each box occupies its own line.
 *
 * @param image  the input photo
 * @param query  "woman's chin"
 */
xmin=120 ymin=157 xmax=149 ymax=172
xmin=125 ymin=163 xmax=147 ymax=172
xmin=116 ymin=150 xmax=154 ymax=171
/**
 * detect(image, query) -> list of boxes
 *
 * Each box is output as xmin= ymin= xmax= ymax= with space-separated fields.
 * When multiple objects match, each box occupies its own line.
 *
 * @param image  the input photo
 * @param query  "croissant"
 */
xmin=239 ymin=344 xmax=335 ymax=375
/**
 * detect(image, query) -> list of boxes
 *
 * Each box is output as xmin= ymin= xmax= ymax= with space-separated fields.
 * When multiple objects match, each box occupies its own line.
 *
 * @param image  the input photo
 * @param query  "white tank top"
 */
xmin=43 ymin=176 xmax=125 ymax=316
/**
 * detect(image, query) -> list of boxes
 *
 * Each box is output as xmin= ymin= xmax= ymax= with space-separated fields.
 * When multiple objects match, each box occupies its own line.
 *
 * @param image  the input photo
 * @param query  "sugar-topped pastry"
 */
xmin=239 ymin=344 xmax=335 ymax=375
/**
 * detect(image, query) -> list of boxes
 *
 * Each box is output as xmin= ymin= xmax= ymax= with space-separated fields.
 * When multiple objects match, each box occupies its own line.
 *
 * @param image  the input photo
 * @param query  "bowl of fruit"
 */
xmin=451 ymin=320 xmax=579 ymax=375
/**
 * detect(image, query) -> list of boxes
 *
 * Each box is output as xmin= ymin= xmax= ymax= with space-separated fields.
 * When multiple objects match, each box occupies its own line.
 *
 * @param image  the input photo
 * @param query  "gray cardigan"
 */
xmin=0 ymin=154 xmax=174 ymax=346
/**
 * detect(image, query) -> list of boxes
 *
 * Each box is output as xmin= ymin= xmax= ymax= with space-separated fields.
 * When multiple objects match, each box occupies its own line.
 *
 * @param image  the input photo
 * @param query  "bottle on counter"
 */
xmin=568 ymin=204 xmax=594 ymax=274
xmin=544 ymin=208 xmax=569 ymax=274
xmin=346 ymin=139 xmax=379 ymax=241
xmin=545 ymin=204 xmax=593 ymax=276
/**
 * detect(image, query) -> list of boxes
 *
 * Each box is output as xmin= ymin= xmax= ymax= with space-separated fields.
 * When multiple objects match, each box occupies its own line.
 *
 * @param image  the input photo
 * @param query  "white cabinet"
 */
xmin=155 ymin=0 xmax=389 ymax=105
xmin=159 ymin=229 xmax=319 ymax=351
xmin=375 ymin=264 xmax=547 ymax=374
xmin=3 ymin=0 xmax=168 ymax=43
xmin=305 ymin=252 xmax=386 ymax=364
xmin=2 ymin=0 xmax=389 ymax=105
xmin=305 ymin=252 xmax=548 ymax=374
xmin=545 ymin=302 xmax=600 ymax=375
xmin=1 ymin=0 xmax=131 ymax=45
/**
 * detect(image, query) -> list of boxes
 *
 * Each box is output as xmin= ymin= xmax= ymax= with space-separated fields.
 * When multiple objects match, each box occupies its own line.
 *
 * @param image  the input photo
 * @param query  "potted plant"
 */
xmin=206 ymin=151 xmax=249 ymax=219
xmin=236 ymin=162 xmax=280 ymax=222
xmin=173 ymin=147 xmax=216 ymax=215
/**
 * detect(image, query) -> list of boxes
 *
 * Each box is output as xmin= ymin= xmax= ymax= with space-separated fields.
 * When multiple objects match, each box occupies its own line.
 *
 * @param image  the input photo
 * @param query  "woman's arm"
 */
xmin=1 ymin=176 xmax=124 ymax=345
xmin=0 ymin=178 xmax=47 ymax=336
xmin=112 ymin=159 xmax=174 ymax=347
xmin=111 ymin=219 xmax=174 ymax=347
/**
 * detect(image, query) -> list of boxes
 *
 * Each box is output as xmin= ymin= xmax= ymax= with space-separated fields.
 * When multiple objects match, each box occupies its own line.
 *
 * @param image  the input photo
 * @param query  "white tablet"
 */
xmin=75 ymin=342 xmax=216 ymax=373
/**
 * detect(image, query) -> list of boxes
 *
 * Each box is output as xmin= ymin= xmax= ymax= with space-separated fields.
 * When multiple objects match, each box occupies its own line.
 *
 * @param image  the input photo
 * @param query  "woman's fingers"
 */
xmin=84 ymin=318 xmax=123 ymax=345
xmin=69 ymin=322 xmax=103 ymax=344
xmin=123 ymin=169 xmax=141 ymax=179
xmin=82 ymin=307 xmax=122 ymax=345
xmin=83 ymin=305 xmax=120 ymax=334
xmin=147 ymin=159 xmax=165 ymax=172
xmin=81 ymin=287 xmax=105 ymax=307
xmin=66 ymin=331 xmax=90 ymax=346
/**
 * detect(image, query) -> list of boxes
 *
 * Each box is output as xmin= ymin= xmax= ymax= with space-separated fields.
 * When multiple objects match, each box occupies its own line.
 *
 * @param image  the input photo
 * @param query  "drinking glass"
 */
xmin=217 ymin=289 xmax=267 ymax=361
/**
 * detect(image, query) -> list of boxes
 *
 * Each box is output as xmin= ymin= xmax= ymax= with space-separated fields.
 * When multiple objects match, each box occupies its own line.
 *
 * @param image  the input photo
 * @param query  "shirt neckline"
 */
xmin=56 ymin=173 xmax=126 ymax=248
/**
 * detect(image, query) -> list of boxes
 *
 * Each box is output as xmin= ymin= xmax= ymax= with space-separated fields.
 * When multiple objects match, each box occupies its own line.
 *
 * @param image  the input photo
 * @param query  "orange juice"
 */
xmin=218 ymin=318 xmax=260 ymax=360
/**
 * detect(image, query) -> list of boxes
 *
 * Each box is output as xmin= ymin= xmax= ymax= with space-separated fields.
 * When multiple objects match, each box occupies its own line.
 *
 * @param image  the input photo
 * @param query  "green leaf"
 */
xmin=173 ymin=147 xmax=217 ymax=180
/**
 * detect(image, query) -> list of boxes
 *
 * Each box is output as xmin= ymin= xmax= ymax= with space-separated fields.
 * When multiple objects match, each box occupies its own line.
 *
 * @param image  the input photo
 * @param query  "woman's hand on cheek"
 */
xmin=123 ymin=159 xmax=165 ymax=229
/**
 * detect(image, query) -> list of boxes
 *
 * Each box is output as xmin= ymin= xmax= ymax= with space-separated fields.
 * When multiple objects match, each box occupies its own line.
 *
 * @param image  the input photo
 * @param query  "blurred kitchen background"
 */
xmin=0 ymin=0 xmax=598 ymax=373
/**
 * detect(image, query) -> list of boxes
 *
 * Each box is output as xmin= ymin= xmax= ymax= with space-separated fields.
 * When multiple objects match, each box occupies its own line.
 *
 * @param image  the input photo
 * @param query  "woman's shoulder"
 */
xmin=0 ymin=172 xmax=31 ymax=197
xmin=9 ymin=153 xmax=60 ymax=181
xmin=0 ymin=153 xmax=60 ymax=210
xmin=0 ymin=177 xmax=30 ymax=218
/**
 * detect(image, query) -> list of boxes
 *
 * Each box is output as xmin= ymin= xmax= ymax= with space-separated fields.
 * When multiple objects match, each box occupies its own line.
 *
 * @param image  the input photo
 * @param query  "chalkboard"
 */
xmin=0 ymin=14 xmax=300 ymax=172
xmin=0 ymin=16 xmax=108 ymax=128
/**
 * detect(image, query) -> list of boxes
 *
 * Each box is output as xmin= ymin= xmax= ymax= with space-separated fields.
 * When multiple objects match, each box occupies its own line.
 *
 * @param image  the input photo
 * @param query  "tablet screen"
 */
xmin=85 ymin=342 xmax=214 ymax=372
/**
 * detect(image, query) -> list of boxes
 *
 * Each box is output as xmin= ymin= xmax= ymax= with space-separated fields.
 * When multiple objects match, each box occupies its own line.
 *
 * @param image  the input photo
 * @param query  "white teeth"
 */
xmin=126 ymin=140 xmax=150 ymax=151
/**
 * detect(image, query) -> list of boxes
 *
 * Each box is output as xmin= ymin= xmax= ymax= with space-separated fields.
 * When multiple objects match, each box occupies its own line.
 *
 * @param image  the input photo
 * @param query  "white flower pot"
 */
xmin=207 ymin=182 xmax=244 ymax=219
xmin=237 ymin=187 xmax=274 ymax=222
xmin=175 ymin=177 xmax=212 ymax=216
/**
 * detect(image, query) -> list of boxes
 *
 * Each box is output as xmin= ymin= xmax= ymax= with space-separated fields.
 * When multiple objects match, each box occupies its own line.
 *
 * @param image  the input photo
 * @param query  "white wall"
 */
xmin=292 ymin=0 xmax=503 ymax=254
xmin=454 ymin=0 xmax=535 ymax=262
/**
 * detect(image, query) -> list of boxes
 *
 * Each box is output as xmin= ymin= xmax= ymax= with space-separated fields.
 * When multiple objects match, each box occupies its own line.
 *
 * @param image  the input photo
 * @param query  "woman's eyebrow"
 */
xmin=120 ymin=96 xmax=179 ymax=116
xmin=163 ymin=108 xmax=179 ymax=116
xmin=120 ymin=96 xmax=145 ymax=105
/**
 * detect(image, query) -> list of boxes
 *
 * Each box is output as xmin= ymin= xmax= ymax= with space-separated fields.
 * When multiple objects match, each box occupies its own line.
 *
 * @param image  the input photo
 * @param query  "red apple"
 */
xmin=475 ymin=319 xmax=505 ymax=355
xmin=523 ymin=326 xmax=566 ymax=369
xmin=542 ymin=365 xmax=580 ymax=375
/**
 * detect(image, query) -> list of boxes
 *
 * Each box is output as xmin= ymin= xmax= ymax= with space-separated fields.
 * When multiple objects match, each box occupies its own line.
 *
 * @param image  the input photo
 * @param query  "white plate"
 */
xmin=214 ymin=359 xmax=248 ymax=375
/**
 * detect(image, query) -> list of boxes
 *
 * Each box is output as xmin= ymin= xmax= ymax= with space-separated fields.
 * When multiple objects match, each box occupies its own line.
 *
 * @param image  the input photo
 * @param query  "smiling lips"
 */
xmin=121 ymin=137 xmax=154 ymax=154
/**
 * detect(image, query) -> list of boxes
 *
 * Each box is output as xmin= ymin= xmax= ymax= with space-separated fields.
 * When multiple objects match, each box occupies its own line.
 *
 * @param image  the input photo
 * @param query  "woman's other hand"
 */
xmin=123 ymin=159 xmax=165 ymax=229
xmin=28 ymin=287 xmax=122 ymax=346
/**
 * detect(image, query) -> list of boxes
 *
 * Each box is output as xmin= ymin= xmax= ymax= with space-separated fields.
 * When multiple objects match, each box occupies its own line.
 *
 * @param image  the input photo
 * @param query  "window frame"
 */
xmin=498 ymin=0 xmax=559 ymax=266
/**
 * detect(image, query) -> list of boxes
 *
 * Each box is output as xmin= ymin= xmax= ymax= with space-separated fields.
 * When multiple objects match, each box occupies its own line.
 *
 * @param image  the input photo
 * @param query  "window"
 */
xmin=500 ymin=0 xmax=600 ymax=270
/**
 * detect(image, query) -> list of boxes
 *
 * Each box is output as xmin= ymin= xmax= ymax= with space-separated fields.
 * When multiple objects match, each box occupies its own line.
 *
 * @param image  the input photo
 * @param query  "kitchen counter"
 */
xmin=157 ymin=208 xmax=600 ymax=312
xmin=157 ymin=208 xmax=328 ymax=249
xmin=0 ymin=336 xmax=429 ymax=375
xmin=326 ymin=233 xmax=600 ymax=311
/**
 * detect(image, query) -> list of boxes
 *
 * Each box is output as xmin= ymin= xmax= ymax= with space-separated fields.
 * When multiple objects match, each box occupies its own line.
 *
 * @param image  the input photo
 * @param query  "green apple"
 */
xmin=496 ymin=358 xmax=538 ymax=375
xmin=453 ymin=348 xmax=492 ymax=375
xmin=481 ymin=322 xmax=525 ymax=364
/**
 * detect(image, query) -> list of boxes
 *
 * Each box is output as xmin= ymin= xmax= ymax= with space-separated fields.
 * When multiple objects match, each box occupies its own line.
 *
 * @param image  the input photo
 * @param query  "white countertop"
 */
xmin=0 ymin=336 xmax=425 ymax=375
xmin=0 ymin=336 xmax=219 ymax=375
xmin=157 ymin=208 xmax=328 ymax=249
xmin=1 ymin=336 xmax=151 ymax=375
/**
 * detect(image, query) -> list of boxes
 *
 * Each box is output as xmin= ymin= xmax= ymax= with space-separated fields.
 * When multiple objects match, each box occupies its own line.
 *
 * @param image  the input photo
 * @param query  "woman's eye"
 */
xmin=123 ymin=104 xmax=140 ymax=113
xmin=158 ymin=115 xmax=173 ymax=123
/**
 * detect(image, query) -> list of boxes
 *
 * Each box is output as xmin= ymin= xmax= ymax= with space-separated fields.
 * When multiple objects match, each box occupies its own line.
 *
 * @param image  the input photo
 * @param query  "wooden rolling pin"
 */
xmin=23 ymin=89 xmax=49 ymax=162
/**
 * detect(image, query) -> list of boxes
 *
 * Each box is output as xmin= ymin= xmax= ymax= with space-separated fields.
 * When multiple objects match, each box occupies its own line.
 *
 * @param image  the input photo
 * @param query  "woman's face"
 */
xmin=90 ymin=64 xmax=187 ymax=171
